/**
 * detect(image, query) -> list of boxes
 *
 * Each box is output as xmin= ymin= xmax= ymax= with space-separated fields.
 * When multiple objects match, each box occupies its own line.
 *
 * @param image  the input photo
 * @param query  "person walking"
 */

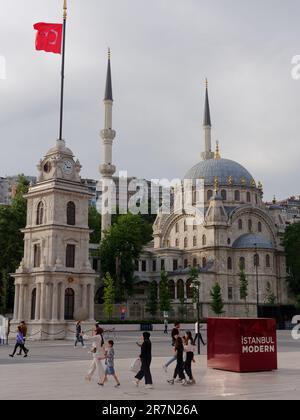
xmin=17 ymin=321 xmax=28 ymax=355
xmin=98 ymin=340 xmax=120 ymax=388
xmin=164 ymin=318 xmax=168 ymax=334
xmin=9 ymin=326 xmax=28 ymax=358
xmin=74 ymin=321 xmax=86 ymax=348
xmin=133 ymin=332 xmax=153 ymax=389
xmin=85 ymin=325 xmax=106 ymax=384
xmin=162 ymin=322 xmax=180 ymax=372
xmin=167 ymin=336 xmax=186 ymax=385
xmin=194 ymin=321 xmax=206 ymax=346
xmin=183 ymin=331 xmax=195 ymax=385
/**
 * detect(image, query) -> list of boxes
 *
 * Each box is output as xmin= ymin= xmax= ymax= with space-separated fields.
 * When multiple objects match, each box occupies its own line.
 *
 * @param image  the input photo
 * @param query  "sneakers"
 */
xmin=9 ymin=354 xmax=14 ymax=358
xmin=132 ymin=379 xmax=139 ymax=387
xmin=145 ymin=384 xmax=153 ymax=389
xmin=175 ymin=378 xmax=182 ymax=383
xmin=115 ymin=383 xmax=121 ymax=388
xmin=162 ymin=364 xmax=168 ymax=373
xmin=167 ymin=379 xmax=174 ymax=385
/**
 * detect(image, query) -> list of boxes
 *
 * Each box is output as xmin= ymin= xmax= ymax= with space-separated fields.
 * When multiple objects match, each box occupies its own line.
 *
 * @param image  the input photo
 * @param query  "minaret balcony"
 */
xmin=101 ymin=128 xmax=116 ymax=140
xmin=99 ymin=163 xmax=116 ymax=176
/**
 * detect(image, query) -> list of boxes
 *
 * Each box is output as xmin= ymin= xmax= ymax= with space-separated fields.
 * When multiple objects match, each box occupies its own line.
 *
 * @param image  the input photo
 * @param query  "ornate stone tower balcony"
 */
xmin=101 ymin=128 xmax=116 ymax=141
xmin=99 ymin=163 xmax=116 ymax=177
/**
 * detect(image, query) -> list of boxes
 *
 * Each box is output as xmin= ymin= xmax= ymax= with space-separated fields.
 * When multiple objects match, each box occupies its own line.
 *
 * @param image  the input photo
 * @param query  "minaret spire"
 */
xmin=201 ymin=79 xmax=214 ymax=160
xmin=100 ymin=49 xmax=116 ymax=239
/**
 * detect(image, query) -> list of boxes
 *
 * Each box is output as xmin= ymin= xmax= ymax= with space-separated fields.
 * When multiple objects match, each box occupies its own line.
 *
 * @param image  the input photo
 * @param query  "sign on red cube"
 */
xmin=207 ymin=318 xmax=277 ymax=372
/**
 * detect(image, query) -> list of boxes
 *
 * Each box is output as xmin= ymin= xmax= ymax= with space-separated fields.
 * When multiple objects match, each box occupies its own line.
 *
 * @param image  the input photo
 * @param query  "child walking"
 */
xmin=98 ymin=340 xmax=120 ymax=388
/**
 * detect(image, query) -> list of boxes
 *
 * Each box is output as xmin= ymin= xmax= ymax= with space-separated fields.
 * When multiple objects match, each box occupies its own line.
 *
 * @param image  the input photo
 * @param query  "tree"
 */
xmin=239 ymin=267 xmax=249 ymax=316
xmin=88 ymin=205 xmax=101 ymax=244
xmin=100 ymin=213 xmax=152 ymax=300
xmin=159 ymin=271 xmax=171 ymax=313
xmin=210 ymin=282 xmax=224 ymax=315
xmin=188 ymin=267 xmax=201 ymax=304
xmin=282 ymin=222 xmax=300 ymax=295
xmin=103 ymin=272 xmax=115 ymax=319
xmin=145 ymin=281 xmax=158 ymax=319
xmin=0 ymin=175 xmax=29 ymax=313
xmin=178 ymin=296 xmax=188 ymax=320
xmin=264 ymin=281 xmax=276 ymax=305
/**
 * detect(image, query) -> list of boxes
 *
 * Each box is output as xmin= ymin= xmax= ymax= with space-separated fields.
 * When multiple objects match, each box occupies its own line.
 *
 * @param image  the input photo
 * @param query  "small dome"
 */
xmin=184 ymin=158 xmax=253 ymax=186
xmin=46 ymin=139 xmax=74 ymax=157
xmin=232 ymin=233 xmax=274 ymax=249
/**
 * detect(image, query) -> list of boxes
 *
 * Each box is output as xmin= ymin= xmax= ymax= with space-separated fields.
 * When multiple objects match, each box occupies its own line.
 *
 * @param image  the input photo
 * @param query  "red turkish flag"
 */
xmin=34 ymin=23 xmax=63 ymax=54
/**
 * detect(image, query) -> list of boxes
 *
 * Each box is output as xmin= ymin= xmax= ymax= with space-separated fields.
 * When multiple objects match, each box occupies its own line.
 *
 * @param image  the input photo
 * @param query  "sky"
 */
xmin=0 ymin=0 xmax=300 ymax=201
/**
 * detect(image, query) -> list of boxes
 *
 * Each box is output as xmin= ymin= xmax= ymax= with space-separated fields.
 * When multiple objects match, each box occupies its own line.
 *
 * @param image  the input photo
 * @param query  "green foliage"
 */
xmin=100 ymin=213 xmax=152 ymax=300
xmin=264 ymin=281 xmax=276 ymax=305
xmin=239 ymin=267 xmax=249 ymax=315
xmin=145 ymin=281 xmax=158 ymax=319
xmin=0 ymin=175 xmax=29 ymax=313
xmin=159 ymin=271 xmax=171 ymax=313
xmin=178 ymin=296 xmax=188 ymax=320
xmin=103 ymin=272 xmax=115 ymax=319
xmin=282 ymin=222 xmax=300 ymax=295
xmin=210 ymin=282 xmax=224 ymax=315
xmin=188 ymin=267 xmax=201 ymax=304
xmin=88 ymin=205 xmax=101 ymax=244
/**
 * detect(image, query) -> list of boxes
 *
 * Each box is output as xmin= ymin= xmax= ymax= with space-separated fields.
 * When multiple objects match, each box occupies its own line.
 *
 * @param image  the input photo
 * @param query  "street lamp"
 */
xmin=191 ymin=280 xmax=201 ymax=355
xmin=254 ymin=243 xmax=259 ymax=318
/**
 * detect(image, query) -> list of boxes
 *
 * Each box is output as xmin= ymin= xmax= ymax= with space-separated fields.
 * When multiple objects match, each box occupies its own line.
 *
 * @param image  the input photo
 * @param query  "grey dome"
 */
xmin=232 ymin=233 xmax=274 ymax=249
xmin=184 ymin=158 xmax=253 ymax=186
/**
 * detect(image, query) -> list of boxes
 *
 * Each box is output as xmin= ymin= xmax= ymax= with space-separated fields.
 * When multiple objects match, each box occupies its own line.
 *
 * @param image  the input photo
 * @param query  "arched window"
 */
xmin=248 ymin=219 xmax=252 ymax=232
xmin=258 ymin=221 xmax=262 ymax=233
xmin=36 ymin=201 xmax=44 ymax=225
xmin=184 ymin=237 xmax=188 ymax=248
xmin=193 ymin=221 xmax=197 ymax=231
xmin=193 ymin=258 xmax=197 ymax=267
xmin=67 ymin=201 xmax=76 ymax=226
xmin=66 ymin=244 xmax=76 ymax=268
xmin=239 ymin=257 xmax=245 ymax=270
xmin=227 ymin=238 xmax=231 ymax=245
xmin=193 ymin=236 xmax=197 ymax=247
xmin=31 ymin=288 xmax=36 ymax=320
xmin=34 ymin=244 xmax=41 ymax=268
xmin=177 ymin=279 xmax=184 ymax=299
xmin=202 ymin=257 xmax=207 ymax=268
xmin=64 ymin=288 xmax=75 ymax=320
xmin=255 ymin=194 xmax=258 ymax=204
xmin=266 ymin=254 xmax=271 ymax=268
xmin=227 ymin=257 xmax=232 ymax=270
xmin=186 ymin=279 xmax=193 ymax=299
xmin=175 ymin=223 xmax=179 ymax=233
xmin=175 ymin=238 xmax=179 ymax=247
xmin=234 ymin=190 xmax=240 ymax=201
xmin=207 ymin=190 xmax=213 ymax=201
xmin=254 ymin=253 xmax=260 ymax=267
xmin=168 ymin=280 xmax=175 ymax=300
xmin=238 ymin=219 xmax=243 ymax=230
xmin=184 ymin=220 xmax=187 ymax=232
xmin=246 ymin=192 xmax=251 ymax=203
xmin=202 ymin=235 xmax=206 ymax=246
xmin=221 ymin=189 xmax=227 ymax=200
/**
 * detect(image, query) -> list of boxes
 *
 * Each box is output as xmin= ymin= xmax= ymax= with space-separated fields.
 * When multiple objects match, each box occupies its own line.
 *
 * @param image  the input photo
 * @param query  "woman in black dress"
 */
xmin=133 ymin=332 xmax=153 ymax=389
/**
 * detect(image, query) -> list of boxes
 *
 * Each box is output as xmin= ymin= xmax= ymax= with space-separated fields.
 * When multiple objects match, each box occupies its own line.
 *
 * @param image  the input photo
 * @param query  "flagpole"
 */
xmin=59 ymin=0 xmax=67 ymax=140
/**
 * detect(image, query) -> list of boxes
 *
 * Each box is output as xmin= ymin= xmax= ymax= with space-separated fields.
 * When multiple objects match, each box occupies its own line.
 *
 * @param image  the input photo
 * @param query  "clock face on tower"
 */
xmin=63 ymin=159 xmax=74 ymax=175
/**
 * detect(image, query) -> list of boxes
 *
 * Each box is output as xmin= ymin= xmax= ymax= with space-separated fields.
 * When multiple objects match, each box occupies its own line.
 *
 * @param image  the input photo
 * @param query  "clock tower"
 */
xmin=11 ymin=139 xmax=96 ymax=340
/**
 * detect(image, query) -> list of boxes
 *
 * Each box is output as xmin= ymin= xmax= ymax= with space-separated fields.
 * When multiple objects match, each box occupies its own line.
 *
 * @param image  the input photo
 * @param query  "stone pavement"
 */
xmin=0 ymin=331 xmax=300 ymax=400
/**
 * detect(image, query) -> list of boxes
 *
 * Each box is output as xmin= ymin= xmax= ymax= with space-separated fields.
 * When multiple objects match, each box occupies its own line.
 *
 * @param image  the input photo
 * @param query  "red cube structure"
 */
xmin=207 ymin=317 xmax=277 ymax=372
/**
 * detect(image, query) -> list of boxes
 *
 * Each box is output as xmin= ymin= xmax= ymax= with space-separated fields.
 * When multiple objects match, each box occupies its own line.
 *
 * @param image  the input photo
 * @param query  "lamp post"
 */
xmin=254 ymin=243 xmax=259 ymax=318
xmin=196 ymin=285 xmax=201 ymax=355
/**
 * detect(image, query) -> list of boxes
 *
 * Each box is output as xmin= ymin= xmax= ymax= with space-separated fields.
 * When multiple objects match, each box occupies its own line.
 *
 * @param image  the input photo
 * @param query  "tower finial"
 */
xmin=205 ymin=78 xmax=208 ymax=89
xmin=203 ymin=79 xmax=211 ymax=127
xmin=104 ymin=48 xmax=113 ymax=101
xmin=214 ymin=140 xmax=221 ymax=160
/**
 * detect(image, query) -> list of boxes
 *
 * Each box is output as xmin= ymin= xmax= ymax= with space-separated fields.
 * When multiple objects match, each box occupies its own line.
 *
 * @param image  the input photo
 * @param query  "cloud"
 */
xmin=0 ymin=0 xmax=299 ymax=201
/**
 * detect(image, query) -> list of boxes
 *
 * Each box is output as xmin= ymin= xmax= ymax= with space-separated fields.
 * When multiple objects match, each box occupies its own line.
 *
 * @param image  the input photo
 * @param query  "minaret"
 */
xmin=100 ymin=49 xmax=116 ymax=239
xmin=201 ymin=79 xmax=214 ymax=160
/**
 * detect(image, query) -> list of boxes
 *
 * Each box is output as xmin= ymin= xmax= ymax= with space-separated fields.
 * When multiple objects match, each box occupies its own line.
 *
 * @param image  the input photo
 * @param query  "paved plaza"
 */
xmin=0 ymin=330 xmax=300 ymax=400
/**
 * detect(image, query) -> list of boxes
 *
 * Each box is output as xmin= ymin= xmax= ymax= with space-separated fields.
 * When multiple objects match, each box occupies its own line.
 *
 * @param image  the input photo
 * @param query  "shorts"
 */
xmin=105 ymin=366 xmax=115 ymax=375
